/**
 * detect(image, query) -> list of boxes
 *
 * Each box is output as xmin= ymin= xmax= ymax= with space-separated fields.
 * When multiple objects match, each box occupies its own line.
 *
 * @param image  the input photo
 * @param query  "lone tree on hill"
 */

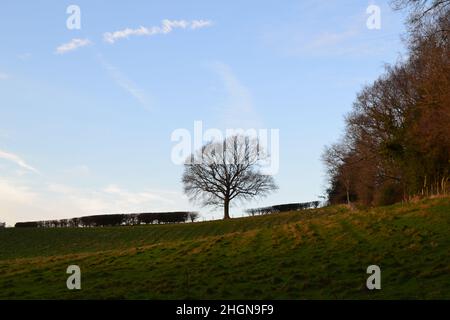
xmin=182 ymin=135 xmax=278 ymax=220
xmin=188 ymin=212 xmax=200 ymax=223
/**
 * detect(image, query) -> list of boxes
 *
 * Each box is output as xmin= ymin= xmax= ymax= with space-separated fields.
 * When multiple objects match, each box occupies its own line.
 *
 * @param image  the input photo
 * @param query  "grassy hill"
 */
xmin=0 ymin=197 xmax=449 ymax=299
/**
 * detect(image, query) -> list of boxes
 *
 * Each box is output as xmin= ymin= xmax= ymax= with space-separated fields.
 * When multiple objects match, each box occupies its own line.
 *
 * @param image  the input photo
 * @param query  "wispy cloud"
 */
xmin=0 ymin=72 xmax=9 ymax=80
xmin=48 ymin=182 xmax=185 ymax=215
xmin=103 ymin=19 xmax=212 ymax=44
xmin=260 ymin=3 xmax=400 ymax=58
xmin=0 ymin=149 xmax=39 ymax=174
xmin=306 ymin=29 xmax=358 ymax=50
xmin=0 ymin=180 xmax=39 ymax=226
xmin=18 ymin=53 xmax=32 ymax=61
xmin=103 ymin=184 xmax=175 ymax=205
xmin=209 ymin=62 xmax=262 ymax=129
xmin=0 ymin=179 xmax=188 ymax=226
xmin=55 ymin=38 xmax=92 ymax=54
xmin=98 ymin=55 xmax=152 ymax=110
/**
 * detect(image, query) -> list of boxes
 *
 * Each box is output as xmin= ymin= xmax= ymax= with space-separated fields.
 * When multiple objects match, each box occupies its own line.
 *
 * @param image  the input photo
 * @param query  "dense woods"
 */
xmin=14 ymin=211 xmax=199 ymax=228
xmin=323 ymin=1 xmax=449 ymax=206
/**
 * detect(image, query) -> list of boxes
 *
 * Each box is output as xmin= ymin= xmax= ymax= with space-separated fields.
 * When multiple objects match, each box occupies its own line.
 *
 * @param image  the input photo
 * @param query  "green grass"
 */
xmin=0 ymin=197 xmax=449 ymax=299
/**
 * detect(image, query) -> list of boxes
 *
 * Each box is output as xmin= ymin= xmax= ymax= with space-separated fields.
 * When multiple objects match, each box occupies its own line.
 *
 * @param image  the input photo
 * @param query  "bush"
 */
xmin=15 ymin=222 xmax=39 ymax=228
xmin=375 ymin=183 xmax=403 ymax=206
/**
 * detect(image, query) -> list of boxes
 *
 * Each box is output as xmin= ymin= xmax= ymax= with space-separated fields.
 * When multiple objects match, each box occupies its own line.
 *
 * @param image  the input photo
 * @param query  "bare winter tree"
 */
xmin=188 ymin=212 xmax=200 ymax=223
xmin=322 ymin=3 xmax=449 ymax=205
xmin=182 ymin=135 xmax=278 ymax=220
xmin=391 ymin=0 xmax=450 ymax=28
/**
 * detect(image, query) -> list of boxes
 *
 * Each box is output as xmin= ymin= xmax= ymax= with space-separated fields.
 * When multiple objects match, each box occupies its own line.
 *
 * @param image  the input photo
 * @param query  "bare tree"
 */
xmin=322 ymin=142 xmax=354 ymax=205
xmin=182 ymin=135 xmax=278 ymax=220
xmin=188 ymin=212 xmax=200 ymax=223
xmin=322 ymin=5 xmax=449 ymax=205
xmin=391 ymin=0 xmax=450 ymax=28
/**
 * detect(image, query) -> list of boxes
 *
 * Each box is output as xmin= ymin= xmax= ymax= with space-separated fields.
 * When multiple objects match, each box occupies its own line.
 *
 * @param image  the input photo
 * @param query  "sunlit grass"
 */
xmin=0 ymin=197 xmax=449 ymax=299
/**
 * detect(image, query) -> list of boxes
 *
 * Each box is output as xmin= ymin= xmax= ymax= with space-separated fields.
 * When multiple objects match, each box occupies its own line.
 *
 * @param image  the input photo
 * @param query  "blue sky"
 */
xmin=0 ymin=0 xmax=408 ymax=225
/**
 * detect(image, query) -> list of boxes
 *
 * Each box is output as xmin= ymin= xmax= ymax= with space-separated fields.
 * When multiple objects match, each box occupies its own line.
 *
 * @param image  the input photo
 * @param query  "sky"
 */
xmin=0 ymin=0 xmax=409 ymax=226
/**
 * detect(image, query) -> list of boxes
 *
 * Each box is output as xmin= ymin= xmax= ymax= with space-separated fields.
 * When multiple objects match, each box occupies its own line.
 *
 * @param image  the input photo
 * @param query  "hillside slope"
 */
xmin=0 ymin=197 xmax=449 ymax=299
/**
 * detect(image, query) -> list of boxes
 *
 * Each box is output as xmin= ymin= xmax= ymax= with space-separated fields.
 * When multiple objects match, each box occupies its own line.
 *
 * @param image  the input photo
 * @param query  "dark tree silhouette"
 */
xmin=182 ymin=135 xmax=278 ymax=220
xmin=188 ymin=212 xmax=200 ymax=222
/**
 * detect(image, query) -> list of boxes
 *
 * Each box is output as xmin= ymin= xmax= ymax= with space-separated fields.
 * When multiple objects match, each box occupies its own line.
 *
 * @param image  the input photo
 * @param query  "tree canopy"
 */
xmin=323 ymin=2 xmax=449 ymax=205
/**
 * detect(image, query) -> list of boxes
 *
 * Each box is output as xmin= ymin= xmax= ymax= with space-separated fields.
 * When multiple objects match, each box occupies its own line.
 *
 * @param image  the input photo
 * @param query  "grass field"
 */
xmin=0 ymin=197 xmax=449 ymax=299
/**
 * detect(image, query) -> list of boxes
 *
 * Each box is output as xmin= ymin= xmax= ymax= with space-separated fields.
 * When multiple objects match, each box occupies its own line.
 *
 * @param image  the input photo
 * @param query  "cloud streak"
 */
xmin=103 ymin=19 xmax=212 ymax=44
xmin=210 ymin=62 xmax=262 ymax=129
xmin=98 ymin=55 xmax=152 ymax=110
xmin=0 ymin=149 xmax=39 ymax=174
xmin=55 ymin=38 xmax=92 ymax=54
xmin=306 ymin=29 xmax=358 ymax=50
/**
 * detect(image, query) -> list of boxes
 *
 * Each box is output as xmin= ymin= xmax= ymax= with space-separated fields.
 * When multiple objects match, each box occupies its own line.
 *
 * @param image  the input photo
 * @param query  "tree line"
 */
xmin=323 ymin=1 xmax=449 ymax=206
xmin=246 ymin=201 xmax=320 ymax=216
xmin=14 ymin=211 xmax=200 ymax=228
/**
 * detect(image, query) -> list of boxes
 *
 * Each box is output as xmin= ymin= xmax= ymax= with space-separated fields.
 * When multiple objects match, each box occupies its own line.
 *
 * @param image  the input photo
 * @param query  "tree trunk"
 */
xmin=223 ymin=199 xmax=230 ymax=220
xmin=345 ymin=179 xmax=350 ymax=205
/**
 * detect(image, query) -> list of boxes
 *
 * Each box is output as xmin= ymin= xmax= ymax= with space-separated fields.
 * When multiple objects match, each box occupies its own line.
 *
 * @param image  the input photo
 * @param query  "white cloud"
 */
xmin=103 ymin=19 xmax=212 ymax=44
xmin=0 ymin=151 xmax=189 ymax=225
xmin=0 ymin=180 xmax=39 ymax=226
xmin=0 ymin=149 xmax=39 ymax=174
xmin=0 ymin=180 xmax=37 ymax=204
xmin=191 ymin=20 xmax=212 ymax=29
xmin=55 ymin=38 xmax=92 ymax=54
xmin=0 ymin=73 xmax=9 ymax=80
xmin=0 ymin=151 xmax=190 ymax=226
xmin=98 ymin=55 xmax=152 ymax=110
xmin=0 ymin=179 xmax=190 ymax=226
xmin=103 ymin=184 xmax=176 ymax=205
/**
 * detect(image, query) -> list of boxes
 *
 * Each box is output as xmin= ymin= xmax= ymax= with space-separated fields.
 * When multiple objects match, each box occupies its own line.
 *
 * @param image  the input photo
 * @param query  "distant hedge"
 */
xmin=14 ymin=211 xmax=199 ymax=228
xmin=246 ymin=201 xmax=320 ymax=216
xmin=14 ymin=221 xmax=39 ymax=228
